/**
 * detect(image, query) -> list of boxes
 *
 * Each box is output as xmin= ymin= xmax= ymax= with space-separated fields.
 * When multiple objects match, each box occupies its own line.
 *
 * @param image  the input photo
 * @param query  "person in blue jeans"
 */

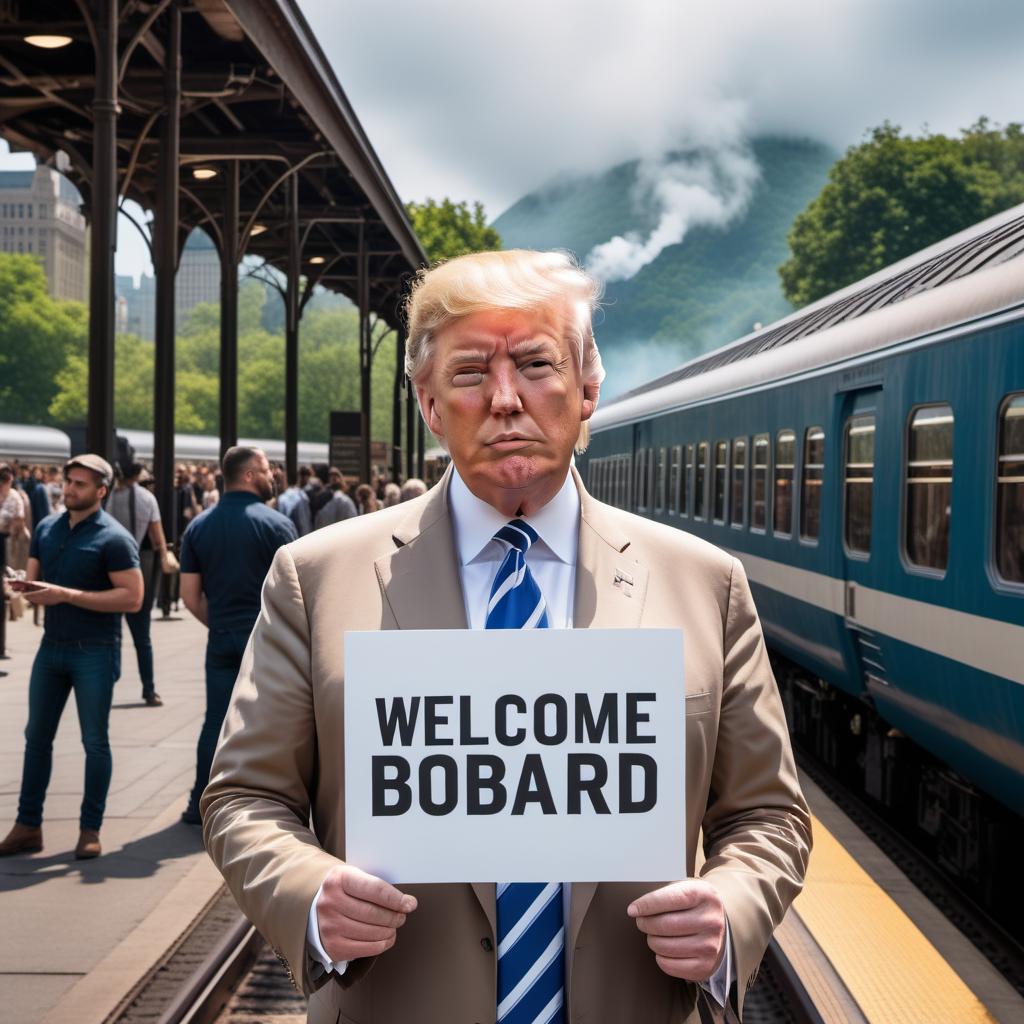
xmin=0 ymin=455 xmax=143 ymax=860
xmin=179 ymin=446 xmax=296 ymax=824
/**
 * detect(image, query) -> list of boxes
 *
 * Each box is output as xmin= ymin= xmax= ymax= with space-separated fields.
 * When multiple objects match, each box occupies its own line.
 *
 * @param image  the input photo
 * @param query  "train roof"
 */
xmin=0 ymin=423 xmax=72 ymax=462
xmin=592 ymin=202 xmax=1024 ymax=432
xmin=0 ymin=425 xmax=328 ymax=466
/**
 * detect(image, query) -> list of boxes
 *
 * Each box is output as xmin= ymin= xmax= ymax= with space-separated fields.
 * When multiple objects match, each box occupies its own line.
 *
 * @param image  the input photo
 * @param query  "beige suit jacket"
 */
xmin=202 ymin=468 xmax=811 ymax=1023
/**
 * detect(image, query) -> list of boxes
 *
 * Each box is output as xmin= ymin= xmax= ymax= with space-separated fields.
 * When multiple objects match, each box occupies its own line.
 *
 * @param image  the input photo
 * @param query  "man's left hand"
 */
xmin=23 ymin=582 xmax=73 ymax=606
xmin=627 ymin=880 xmax=726 ymax=982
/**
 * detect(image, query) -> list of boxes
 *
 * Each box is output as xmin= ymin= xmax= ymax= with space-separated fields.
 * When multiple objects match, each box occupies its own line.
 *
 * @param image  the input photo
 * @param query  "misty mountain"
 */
xmin=492 ymin=137 xmax=838 ymax=397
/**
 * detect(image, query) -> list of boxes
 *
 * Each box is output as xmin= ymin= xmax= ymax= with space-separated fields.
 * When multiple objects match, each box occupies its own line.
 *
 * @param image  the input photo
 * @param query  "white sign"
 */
xmin=344 ymin=629 xmax=685 ymax=883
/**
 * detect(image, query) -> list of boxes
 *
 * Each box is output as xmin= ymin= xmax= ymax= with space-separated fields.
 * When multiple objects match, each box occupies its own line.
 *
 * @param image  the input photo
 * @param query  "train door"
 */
xmin=836 ymin=386 xmax=890 ymax=694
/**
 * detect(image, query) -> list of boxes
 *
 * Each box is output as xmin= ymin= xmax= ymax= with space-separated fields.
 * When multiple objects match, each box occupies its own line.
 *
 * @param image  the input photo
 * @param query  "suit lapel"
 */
xmin=572 ymin=467 xmax=648 ymax=630
xmin=374 ymin=466 xmax=468 ymax=630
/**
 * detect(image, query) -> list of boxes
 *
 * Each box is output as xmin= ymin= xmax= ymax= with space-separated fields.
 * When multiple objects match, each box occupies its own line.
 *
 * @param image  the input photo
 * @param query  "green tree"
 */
xmin=405 ymin=198 xmax=502 ymax=264
xmin=0 ymin=254 xmax=87 ymax=425
xmin=779 ymin=120 xmax=1024 ymax=306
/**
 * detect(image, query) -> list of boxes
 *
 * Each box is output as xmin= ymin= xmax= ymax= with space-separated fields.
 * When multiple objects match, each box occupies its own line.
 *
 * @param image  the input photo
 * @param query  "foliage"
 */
xmin=0 ymin=254 xmax=87 ymax=424
xmin=45 ymin=281 xmax=400 ymax=444
xmin=779 ymin=120 xmax=1024 ymax=306
xmin=405 ymin=198 xmax=502 ymax=264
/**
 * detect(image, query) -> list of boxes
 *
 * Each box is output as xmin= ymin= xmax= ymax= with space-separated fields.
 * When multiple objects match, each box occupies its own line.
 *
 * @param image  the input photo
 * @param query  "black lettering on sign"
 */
xmin=423 ymin=696 xmax=454 ymax=746
xmin=625 ymin=693 xmax=657 ymax=743
xmin=496 ymin=694 xmax=527 ymax=745
xmin=619 ymin=753 xmax=657 ymax=812
xmin=459 ymin=695 xmax=488 ymax=745
xmin=511 ymin=754 xmax=557 ymax=815
xmin=419 ymin=754 xmax=458 ymax=816
xmin=467 ymin=754 xmax=507 ymax=814
xmin=375 ymin=697 xmax=420 ymax=746
xmin=567 ymin=754 xmax=611 ymax=814
xmin=575 ymin=692 xmax=618 ymax=743
xmin=534 ymin=694 xmax=568 ymax=745
xmin=371 ymin=756 xmax=412 ymax=815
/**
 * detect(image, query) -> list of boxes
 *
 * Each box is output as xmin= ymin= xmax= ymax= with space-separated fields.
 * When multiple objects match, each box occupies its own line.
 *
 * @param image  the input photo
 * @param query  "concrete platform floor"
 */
xmin=0 ymin=608 xmax=221 ymax=1024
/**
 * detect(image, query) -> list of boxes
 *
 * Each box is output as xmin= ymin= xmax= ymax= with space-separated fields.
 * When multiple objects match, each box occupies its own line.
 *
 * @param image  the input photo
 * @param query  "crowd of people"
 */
xmin=0 ymin=449 xmax=428 ymax=858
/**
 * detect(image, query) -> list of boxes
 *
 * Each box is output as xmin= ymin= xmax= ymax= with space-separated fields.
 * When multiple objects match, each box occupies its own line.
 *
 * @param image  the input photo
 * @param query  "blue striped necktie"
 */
xmin=486 ymin=520 xmax=564 ymax=1024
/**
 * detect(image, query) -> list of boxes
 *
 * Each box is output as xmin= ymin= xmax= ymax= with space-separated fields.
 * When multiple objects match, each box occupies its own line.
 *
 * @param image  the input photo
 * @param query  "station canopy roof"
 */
xmin=0 ymin=0 xmax=427 ymax=326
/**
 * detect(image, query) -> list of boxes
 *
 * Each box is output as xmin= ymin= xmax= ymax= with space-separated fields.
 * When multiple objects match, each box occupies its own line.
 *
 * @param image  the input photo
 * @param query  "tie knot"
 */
xmin=494 ymin=518 xmax=539 ymax=554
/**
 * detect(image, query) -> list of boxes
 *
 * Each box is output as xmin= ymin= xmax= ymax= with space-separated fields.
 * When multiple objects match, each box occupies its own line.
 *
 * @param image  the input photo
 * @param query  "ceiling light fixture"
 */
xmin=250 ymin=223 xmax=268 ymax=236
xmin=309 ymin=256 xmax=326 ymax=265
xmin=191 ymin=165 xmax=218 ymax=181
xmin=24 ymin=35 xmax=73 ymax=49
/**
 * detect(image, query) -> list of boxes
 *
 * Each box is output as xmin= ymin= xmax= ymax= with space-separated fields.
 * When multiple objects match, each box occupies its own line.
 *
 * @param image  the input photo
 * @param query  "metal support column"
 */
xmin=391 ymin=327 xmax=405 ymax=482
xmin=358 ymin=227 xmax=371 ymax=484
xmin=284 ymin=173 xmax=300 ymax=483
xmin=219 ymin=161 xmax=240 ymax=458
xmin=86 ymin=0 xmax=119 ymax=460
xmin=153 ymin=3 xmax=180 ymax=536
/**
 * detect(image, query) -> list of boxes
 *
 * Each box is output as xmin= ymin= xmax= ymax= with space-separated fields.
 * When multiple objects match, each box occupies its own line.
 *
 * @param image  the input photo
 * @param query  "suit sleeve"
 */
xmin=698 ymin=557 xmax=812 ymax=1018
xmin=201 ymin=544 xmax=341 ymax=996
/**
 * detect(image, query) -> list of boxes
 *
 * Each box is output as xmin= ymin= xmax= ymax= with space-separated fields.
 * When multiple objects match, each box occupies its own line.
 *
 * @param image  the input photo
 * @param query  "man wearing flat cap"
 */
xmin=203 ymin=251 xmax=811 ymax=1023
xmin=0 ymin=454 xmax=143 ymax=861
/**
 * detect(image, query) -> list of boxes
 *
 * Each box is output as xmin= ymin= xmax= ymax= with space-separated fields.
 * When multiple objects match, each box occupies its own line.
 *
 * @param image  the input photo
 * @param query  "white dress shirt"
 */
xmin=306 ymin=467 xmax=731 ymax=1005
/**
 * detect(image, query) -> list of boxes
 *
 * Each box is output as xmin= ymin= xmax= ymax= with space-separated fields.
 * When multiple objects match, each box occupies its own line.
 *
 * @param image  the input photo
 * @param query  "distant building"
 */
xmin=0 ymin=166 xmax=87 ymax=302
xmin=176 ymin=230 xmax=220 ymax=326
xmin=116 ymin=230 xmax=221 ymax=340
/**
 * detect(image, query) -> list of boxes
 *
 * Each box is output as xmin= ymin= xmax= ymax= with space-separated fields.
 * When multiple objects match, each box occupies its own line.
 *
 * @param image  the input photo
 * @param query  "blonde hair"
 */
xmin=403 ymin=249 xmax=606 ymax=451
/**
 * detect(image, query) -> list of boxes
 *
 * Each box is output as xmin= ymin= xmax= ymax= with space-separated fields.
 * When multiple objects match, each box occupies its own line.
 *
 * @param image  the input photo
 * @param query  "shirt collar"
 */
xmin=221 ymin=490 xmax=262 ymax=505
xmin=449 ymin=464 xmax=579 ymax=566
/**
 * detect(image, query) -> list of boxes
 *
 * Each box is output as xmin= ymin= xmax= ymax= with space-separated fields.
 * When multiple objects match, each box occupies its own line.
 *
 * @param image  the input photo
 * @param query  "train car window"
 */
xmin=655 ymin=447 xmax=667 ymax=514
xmin=635 ymin=449 xmax=646 ymax=510
xmin=800 ymin=427 xmax=825 ymax=543
xmin=682 ymin=444 xmax=693 ymax=518
xmin=669 ymin=445 xmax=681 ymax=515
xmin=773 ymin=430 xmax=795 ymax=536
xmin=844 ymin=414 xmax=875 ymax=555
xmin=731 ymin=438 xmax=747 ymax=529
xmin=906 ymin=406 xmax=953 ymax=571
xmin=695 ymin=442 xmax=709 ymax=520
xmin=751 ymin=434 xmax=769 ymax=531
xmin=713 ymin=441 xmax=729 ymax=523
xmin=995 ymin=394 xmax=1024 ymax=584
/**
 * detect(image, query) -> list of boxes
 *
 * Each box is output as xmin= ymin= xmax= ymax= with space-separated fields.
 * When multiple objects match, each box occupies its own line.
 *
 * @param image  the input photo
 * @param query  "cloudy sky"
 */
xmin=3 ymin=0 xmax=1022 ymax=280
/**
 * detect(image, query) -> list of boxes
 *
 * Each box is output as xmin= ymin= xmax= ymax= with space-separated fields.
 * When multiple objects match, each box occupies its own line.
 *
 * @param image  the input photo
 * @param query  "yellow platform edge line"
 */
xmin=792 ymin=814 xmax=996 ymax=1024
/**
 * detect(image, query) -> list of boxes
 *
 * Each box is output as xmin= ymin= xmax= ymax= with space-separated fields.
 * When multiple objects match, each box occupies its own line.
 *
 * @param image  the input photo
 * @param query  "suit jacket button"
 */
xmin=481 ymin=937 xmax=494 ymax=952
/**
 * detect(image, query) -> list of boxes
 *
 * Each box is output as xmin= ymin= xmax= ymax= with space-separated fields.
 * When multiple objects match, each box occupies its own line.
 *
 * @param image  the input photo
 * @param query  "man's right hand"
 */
xmin=316 ymin=864 xmax=417 ymax=963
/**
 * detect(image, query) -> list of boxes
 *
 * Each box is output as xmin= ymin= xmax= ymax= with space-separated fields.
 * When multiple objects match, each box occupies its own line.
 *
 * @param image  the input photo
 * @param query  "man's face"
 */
xmin=245 ymin=453 xmax=275 ymax=501
xmin=63 ymin=467 xmax=105 ymax=511
xmin=416 ymin=306 xmax=593 ymax=516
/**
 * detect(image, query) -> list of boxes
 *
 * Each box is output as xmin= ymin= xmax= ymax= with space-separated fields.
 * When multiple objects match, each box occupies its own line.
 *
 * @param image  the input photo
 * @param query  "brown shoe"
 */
xmin=0 ymin=823 xmax=43 ymax=856
xmin=74 ymin=829 xmax=101 ymax=860
xmin=144 ymin=692 xmax=163 ymax=707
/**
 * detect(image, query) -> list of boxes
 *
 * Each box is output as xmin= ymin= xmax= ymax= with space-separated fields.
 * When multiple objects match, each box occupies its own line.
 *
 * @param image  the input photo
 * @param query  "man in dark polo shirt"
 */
xmin=179 ymin=446 xmax=296 ymax=824
xmin=0 ymin=455 xmax=143 ymax=860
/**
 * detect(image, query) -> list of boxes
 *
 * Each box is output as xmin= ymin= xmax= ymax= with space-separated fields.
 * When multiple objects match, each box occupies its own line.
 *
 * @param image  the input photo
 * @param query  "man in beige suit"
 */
xmin=202 ymin=250 xmax=811 ymax=1023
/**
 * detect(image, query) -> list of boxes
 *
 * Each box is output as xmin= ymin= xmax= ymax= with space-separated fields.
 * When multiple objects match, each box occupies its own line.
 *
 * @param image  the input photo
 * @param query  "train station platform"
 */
xmin=0 ymin=611 xmax=220 ymax=1024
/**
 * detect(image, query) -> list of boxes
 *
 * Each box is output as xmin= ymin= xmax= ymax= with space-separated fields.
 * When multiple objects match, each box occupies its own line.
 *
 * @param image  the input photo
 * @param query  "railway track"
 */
xmin=109 ymin=889 xmax=816 ymax=1024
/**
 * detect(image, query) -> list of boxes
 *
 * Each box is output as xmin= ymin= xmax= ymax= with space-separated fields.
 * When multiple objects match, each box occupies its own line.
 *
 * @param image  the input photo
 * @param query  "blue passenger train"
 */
xmin=580 ymin=204 xmax=1024 ymax=901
